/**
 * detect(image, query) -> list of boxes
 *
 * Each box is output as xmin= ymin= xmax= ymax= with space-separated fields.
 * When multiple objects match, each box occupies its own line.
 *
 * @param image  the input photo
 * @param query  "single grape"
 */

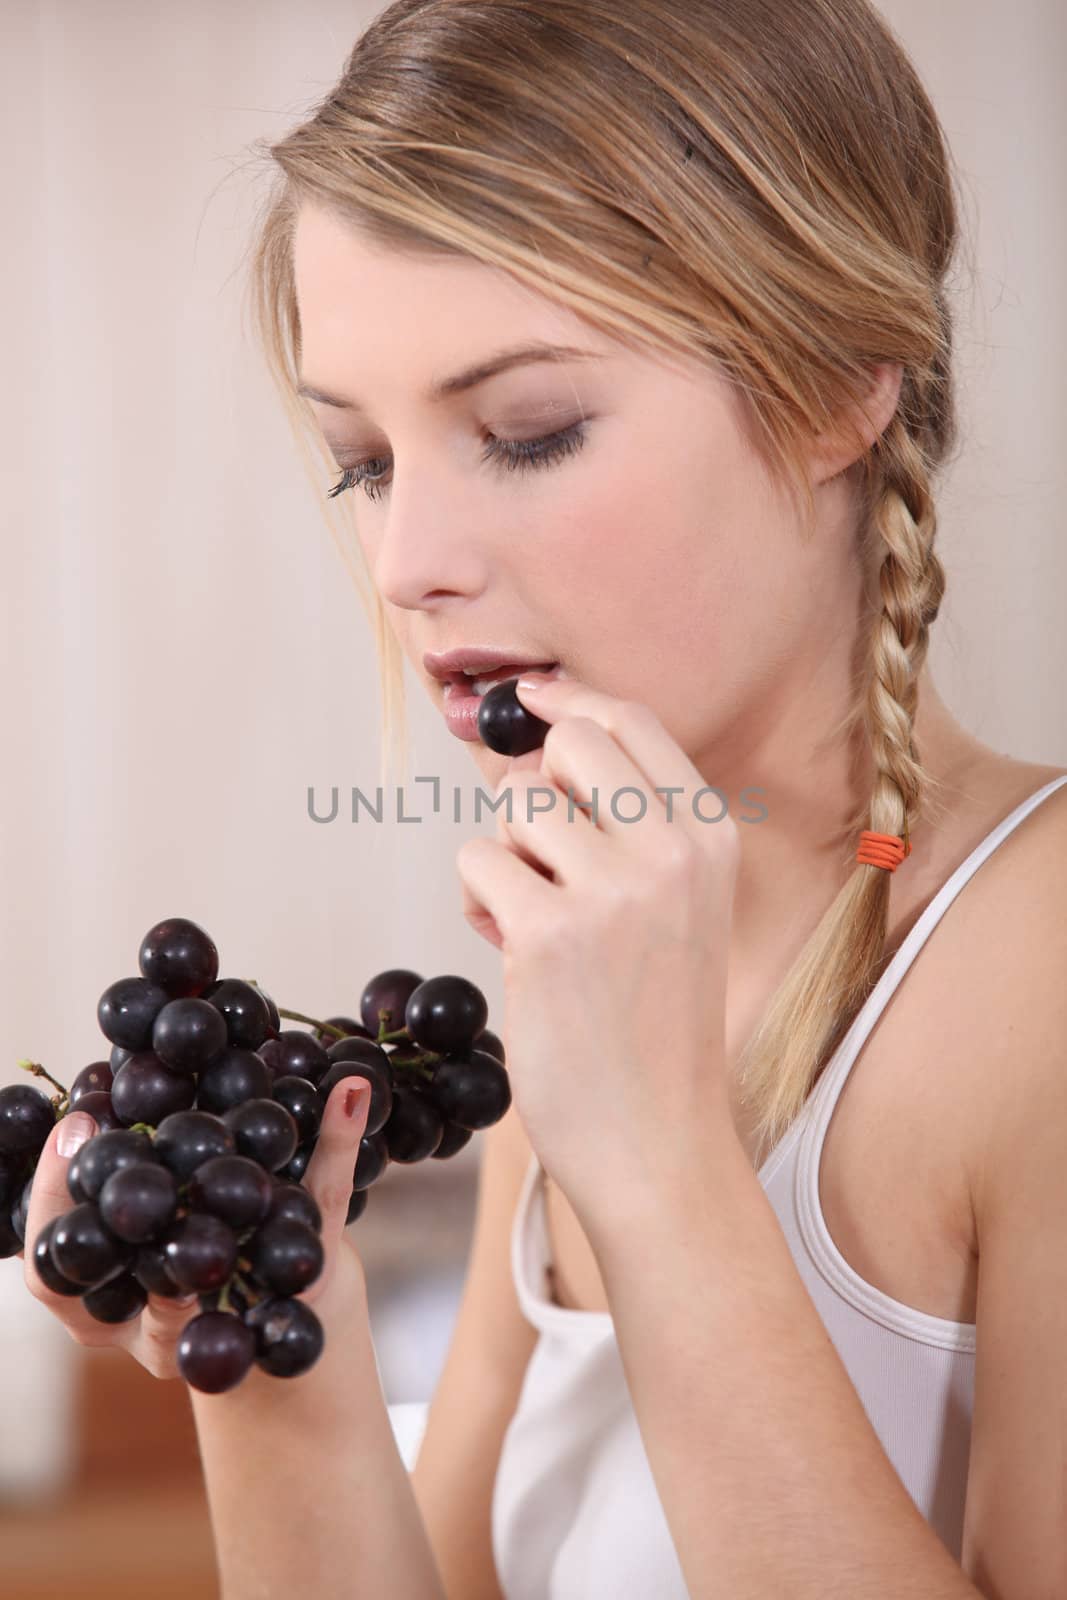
xmin=359 ymin=969 xmax=424 ymax=1039
xmin=11 ymin=1175 xmax=34 ymax=1244
xmin=109 ymin=1044 xmax=135 ymax=1073
xmin=138 ymin=917 xmax=219 ymax=998
xmin=0 ymin=1151 xmax=20 ymax=1212
xmin=428 ymin=1049 xmax=512 ymax=1130
xmin=245 ymin=1296 xmax=324 ymax=1378
xmin=257 ymin=1030 xmax=331 ymax=1087
xmin=383 ymin=1086 xmax=444 ymax=1162
xmin=475 ymin=1027 xmax=506 ymax=1065
xmin=67 ymin=1128 xmax=156 ymax=1205
xmin=111 ymin=1053 xmax=196 ymax=1126
xmin=206 ymin=979 xmax=273 ymax=1051
xmin=477 ymin=675 xmax=550 ymax=756
xmin=245 ymin=1217 xmax=324 ymax=1297
xmin=153 ymin=1110 xmax=236 ymax=1184
xmin=0 ymin=1211 xmax=21 ymax=1259
xmin=67 ymin=1090 xmax=122 ymax=1133
xmin=187 ymin=1155 xmax=273 ymax=1232
xmin=97 ymin=976 xmax=172 ymax=1051
xmin=162 ymin=1213 xmax=239 ymax=1292
xmin=32 ymin=1218 xmax=84 ymax=1296
xmin=249 ymin=983 xmax=281 ymax=1036
xmin=279 ymin=1142 xmax=315 ymax=1184
xmin=69 ymin=1061 xmax=114 ymax=1105
xmin=151 ymin=998 xmax=228 ymax=1075
xmin=271 ymin=1076 xmax=323 ymax=1144
xmin=352 ymin=1129 xmax=389 ymax=1191
xmin=325 ymin=1036 xmax=392 ymax=1071
xmin=83 ymin=1270 xmax=149 ymax=1324
xmin=196 ymin=1048 xmax=272 ymax=1116
xmin=178 ymin=1310 xmax=255 ymax=1394
xmin=221 ymin=1098 xmax=299 ymax=1172
xmin=98 ymin=1162 xmax=179 ymax=1244
xmin=312 ymin=1015 xmax=370 ymax=1046
xmin=431 ymin=1121 xmax=474 ymax=1159
xmin=132 ymin=1241 xmax=187 ymax=1298
xmin=266 ymin=1181 xmax=322 ymax=1233
xmin=345 ymin=1187 xmax=369 ymax=1226
xmin=50 ymin=1202 xmax=133 ymax=1287
xmin=404 ymin=975 xmax=488 ymax=1054
xmin=0 ymin=1084 xmax=56 ymax=1157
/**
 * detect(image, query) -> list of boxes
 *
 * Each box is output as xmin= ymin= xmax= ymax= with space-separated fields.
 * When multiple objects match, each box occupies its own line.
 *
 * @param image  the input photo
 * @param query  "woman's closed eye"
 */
xmin=325 ymin=420 xmax=589 ymax=503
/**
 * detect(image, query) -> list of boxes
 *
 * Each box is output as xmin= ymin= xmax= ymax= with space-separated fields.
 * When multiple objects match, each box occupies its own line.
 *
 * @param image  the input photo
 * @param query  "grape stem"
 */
xmin=17 ymin=1058 xmax=69 ymax=1097
xmin=274 ymin=1007 xmax=348 ymax=1040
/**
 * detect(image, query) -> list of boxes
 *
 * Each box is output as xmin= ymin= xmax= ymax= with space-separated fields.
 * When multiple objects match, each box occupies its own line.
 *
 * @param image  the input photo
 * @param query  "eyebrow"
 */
xmin=296 ymin=342 xmax=605 ymax=412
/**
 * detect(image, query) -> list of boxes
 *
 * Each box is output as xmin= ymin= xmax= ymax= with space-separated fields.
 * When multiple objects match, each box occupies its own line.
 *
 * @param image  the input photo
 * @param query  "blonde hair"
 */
xmin=243 ymin=0 xmax=973 ymax=1159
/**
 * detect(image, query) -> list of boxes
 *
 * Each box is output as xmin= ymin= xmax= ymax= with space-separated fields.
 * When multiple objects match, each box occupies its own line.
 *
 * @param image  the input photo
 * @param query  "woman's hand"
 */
xmin=456 ymin=675 xmax=742 ymax=1245
xmin=20 ymin=1079 xmax=373 ymax=1380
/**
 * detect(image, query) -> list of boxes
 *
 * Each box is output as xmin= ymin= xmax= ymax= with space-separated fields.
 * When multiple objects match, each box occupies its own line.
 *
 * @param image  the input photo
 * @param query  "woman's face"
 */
xmin=292 ymin=202 xmax=873 ymax=793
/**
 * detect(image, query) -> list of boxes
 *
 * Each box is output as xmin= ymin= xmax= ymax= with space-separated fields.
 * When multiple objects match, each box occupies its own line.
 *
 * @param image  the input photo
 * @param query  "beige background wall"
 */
xmin=0 ymin=0 xmax=1064 ymax=1494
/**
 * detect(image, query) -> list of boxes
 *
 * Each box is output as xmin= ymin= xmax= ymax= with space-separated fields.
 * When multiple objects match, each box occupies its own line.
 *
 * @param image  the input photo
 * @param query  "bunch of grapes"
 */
xmin=1 ymin=917 xmax=509 ymax=1393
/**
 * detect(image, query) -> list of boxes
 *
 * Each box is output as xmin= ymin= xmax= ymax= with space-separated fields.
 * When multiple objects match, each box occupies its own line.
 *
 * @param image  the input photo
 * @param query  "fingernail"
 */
xmin=57 ymin=1112 xmax=96 ymax=1159
xmin=344 ymin=1085 xmax=369 ymax=1120
xmin=516 ymin=675 xmax=553 ymax=695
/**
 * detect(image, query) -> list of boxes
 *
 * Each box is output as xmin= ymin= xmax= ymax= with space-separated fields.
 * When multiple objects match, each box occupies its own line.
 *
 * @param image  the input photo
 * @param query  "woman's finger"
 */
xmin=301 ymin=1078 xmax=372 ymax=1250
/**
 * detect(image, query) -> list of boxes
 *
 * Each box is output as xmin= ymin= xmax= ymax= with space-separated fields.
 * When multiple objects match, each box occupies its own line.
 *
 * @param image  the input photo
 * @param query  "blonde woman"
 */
xmin=23 ymin=2 xmax=1066 ymax=1596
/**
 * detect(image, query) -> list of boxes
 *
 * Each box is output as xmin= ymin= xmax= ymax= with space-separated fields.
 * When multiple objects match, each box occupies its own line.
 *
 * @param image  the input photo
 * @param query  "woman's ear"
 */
xmin=809 ymin=362 xmax=904 ymax=485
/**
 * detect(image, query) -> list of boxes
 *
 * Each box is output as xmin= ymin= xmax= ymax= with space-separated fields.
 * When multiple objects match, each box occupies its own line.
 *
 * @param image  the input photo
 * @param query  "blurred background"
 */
xmin=1 ymin=0 xmax=1064 ymax=1594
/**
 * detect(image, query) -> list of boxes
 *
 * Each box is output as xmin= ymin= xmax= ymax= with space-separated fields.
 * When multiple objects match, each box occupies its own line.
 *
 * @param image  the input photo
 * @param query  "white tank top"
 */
xmin=491 ymin=773 xmax=1067 ymax=1599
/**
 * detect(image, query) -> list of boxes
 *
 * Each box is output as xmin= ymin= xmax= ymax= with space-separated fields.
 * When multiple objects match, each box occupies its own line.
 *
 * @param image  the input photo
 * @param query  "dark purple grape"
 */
xmin=151 ymin=998 xmax=228 ymax=1075
xmin=97 ymin=976 xmax=172 ymax=1051
xmin=477 ymin=675 xmax=550 ymax=756
xmin=313 ymin=1015 xmax=371 ymax=1046
xmin=0 ymin=1151 xmax=20 ymax=1212
xmin=132 ymin=1241 xmax=187 ymax=1298
xmin=109 ymin=1044 xmax=134 ymax=1073
xmin=359 ymin=969 xmax=424 ymax=1039
xmin=383 ymin=1086 xmax=444 ymax=1162
xmin=187 ymin=1155 xmax=273 ymax=1232
xmin=279 ymin=1142 xmax=315 ymax=1184
xmin=353 ymin=1129 xmax=389 ymax=1191
xmin=325 ymin=1036 xmax=391 ymax=1070
xmin=69 ymin=1061 xmax=114 ymax=1106
xmin=83 ymin=1271 xmax=149 ymax=1324
xmin=266 ymin=1181 xmax=322 ymax=1233
xmin=431 ymin=1122 xmax=475 ymax=1159
xmin=475 ymin=1027 xmax=506 ymax=1066
xmin=68 ymin=1090 xmax=122 ymax=1133
xmin=138 ymin=918 xmax=219 ymax=998
xmin=11 ymin=1175 xmax=34 ymax=1244
xmin=345 ymin=1187 xmax=369 ymax=1226
xmin=250 ymin=983 xmax=281 ymax=1037
xmin=206 ymin=979 xmax=272 ymax=1050
xmin=317 ymin=1059 xmax=392 ymax=1137
xmin=221 ymin=1099 xmax=299 ymax=1173
xmin=271 ymin=1076 xmax=323 ymax=1144
xmin=258 ymin=1030 xmax=331 ymax=1087
xmin=245 ymin=1217 xmax=324 ymax=1297
xmin=98 ymin=1162 xmax=179 ymax=1243
xmin=0 ymin=1084 xmax=56 ymax=1157
xmin=245 ymin=1297 xmax=324 ymax=1378
xmin=111 ymin=1053 xmax=196 ymax=1126
xmin=428 ymin=1049 xmax=511 ymax=1130
xmin=32 ymin=1218 xmax=84 ymax=1296
xmin=153 ymin=1110 xmax=235 ymax=1184
xmin=196 ymin=1048 xmax=272 ymax=1117
xmin=162 ymin=1213 xmax=238 ymax=1292
xmin=178 ymin=1310 xmax=255 ymax=1393
xmin=404 ymin=976 xmax=488 ymax=1055
xmin=50 ymin=1203 xmax=133 ymax=1287
xmin=67 ymin=1128 xmax=155 ymax=1205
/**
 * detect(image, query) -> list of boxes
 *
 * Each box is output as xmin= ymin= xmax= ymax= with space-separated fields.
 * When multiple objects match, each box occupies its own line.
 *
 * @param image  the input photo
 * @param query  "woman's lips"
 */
xmin=439 ymin=662 xmax=563 ymax=740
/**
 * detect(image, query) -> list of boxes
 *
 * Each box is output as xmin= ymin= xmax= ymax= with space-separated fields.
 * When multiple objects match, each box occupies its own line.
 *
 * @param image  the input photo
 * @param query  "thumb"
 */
xmin=22 ymin=1111 xmax=97 ymax=1286
xmin=302 ymin=1079 xmax=372 ymax=1241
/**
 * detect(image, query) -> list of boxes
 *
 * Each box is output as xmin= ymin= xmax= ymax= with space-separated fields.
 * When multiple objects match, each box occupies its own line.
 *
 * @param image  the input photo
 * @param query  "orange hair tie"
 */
xmin=856 ymin=829 xmax=913 ymax=872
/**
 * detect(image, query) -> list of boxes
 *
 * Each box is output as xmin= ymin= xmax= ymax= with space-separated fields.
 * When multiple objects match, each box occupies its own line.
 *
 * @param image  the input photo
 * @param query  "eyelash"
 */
xmin=325 ymin=421 xmax=589 ymax=503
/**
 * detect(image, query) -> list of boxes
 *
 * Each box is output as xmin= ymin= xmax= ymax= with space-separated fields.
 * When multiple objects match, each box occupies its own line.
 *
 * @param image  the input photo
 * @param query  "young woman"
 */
xmin=24 ymin=1 xmax=1066 ymax=1595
